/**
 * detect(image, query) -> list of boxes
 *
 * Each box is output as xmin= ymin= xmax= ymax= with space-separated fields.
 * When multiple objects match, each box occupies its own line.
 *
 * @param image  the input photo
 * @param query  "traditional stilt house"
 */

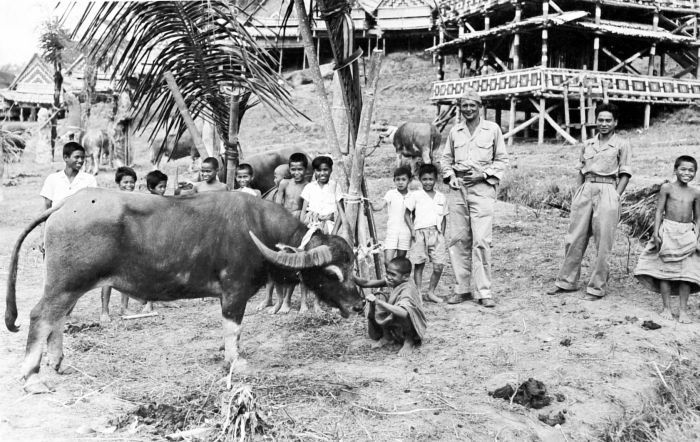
xmin=244 ymin=0 xmax=437 ymax=69
xmin=428 ymin=0 xmax=700 ymax=144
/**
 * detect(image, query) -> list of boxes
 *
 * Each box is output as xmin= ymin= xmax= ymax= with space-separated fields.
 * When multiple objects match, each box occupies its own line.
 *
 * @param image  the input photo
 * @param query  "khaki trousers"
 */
xmin=447 ymin=182 xmax=496 ymax=299
xmin=555 ymin=182 xmax=620 ymax=297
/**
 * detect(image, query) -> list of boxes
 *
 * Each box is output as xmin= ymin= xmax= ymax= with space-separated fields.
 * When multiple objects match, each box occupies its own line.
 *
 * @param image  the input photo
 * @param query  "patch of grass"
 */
xmin=601 ymin=358 xmax=700 ymax=441
xmin=498 ymin=168 xmax=577 ymax=215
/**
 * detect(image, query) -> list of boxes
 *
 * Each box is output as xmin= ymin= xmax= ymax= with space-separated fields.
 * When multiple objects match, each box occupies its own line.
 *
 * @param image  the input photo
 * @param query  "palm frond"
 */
xmin=72 ymin=0 xmax=303 ymax=150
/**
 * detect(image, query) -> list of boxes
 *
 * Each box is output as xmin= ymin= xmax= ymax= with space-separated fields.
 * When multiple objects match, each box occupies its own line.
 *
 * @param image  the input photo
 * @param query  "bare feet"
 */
xmin=424 ymin=292 xmax=443 ymax=303
xmin=678 ymin=310 xmax=692 ymax=324
xmin=278 ymin=302 xmax=292 ymax=314
xmin=313 ymin=299 xmax=323 ymax=315
xmin=299 ymin=302 xmax=309 ymax=314
xmin=23 ymin=378 xmax=53 ymax=395
xmin=371 ymin=336 xmax=392 ymax=349
xmin=659 ymin=308 xmax=674 ymax=321
xmin=141 ymin=302 xmax=154 ymax=313
xmin=267 ymin=302 xmax=282 ymax=314
xmin=100 ymin=313 xmax=111 ymax=323
xmin=398 ymin=339 xmax=416 ymax=356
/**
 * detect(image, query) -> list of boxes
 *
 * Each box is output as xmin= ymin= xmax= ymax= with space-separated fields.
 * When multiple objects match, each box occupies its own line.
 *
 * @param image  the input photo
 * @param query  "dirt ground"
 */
xmin=2 ymin=54 xmax=700 ymax=441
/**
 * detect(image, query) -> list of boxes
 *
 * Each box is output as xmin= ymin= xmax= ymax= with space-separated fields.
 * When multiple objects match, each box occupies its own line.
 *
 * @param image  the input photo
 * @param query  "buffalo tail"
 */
xmin=5 ymin=205 xmax=61 ymax=332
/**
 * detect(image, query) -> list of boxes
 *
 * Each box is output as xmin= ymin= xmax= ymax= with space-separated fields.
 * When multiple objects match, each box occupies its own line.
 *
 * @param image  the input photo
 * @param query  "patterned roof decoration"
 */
xmin=8 ymin=54 xmax=54 ymax=95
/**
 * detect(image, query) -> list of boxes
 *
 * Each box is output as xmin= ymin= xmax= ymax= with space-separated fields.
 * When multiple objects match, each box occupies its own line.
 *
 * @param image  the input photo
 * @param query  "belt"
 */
xmin=454 ymin=170 xmax=474 ymax=178
xmin=585 ymin=174 xmax=617 ymax=185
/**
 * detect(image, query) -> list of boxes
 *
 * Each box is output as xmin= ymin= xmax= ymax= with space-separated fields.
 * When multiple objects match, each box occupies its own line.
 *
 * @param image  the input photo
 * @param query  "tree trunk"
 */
xmin=51 ymin=61 xmax=62 ymax=161
xmin=293 ymin=0 xmax=348 ymax=188
xmin=226 ymin=95 xmax=240 ymax=190
xmin=163 ymin=71 xmax=207 ymax=157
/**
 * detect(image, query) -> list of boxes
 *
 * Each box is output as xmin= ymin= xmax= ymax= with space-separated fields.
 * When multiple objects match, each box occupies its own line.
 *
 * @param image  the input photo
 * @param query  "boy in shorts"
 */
xmin=405 ymin=164 xmax=448 ymax=303
xmin=276 ymin=153 xmax=310 ymax=220
xmin=354 ymin=257 xmax=427 ymax=356
xmin=235 ymin=163 xmax=262 ymax=197
xmin=100 ymin=167 xmax=138 ymax=321
xmin=635 ymin=155 xmax=700 ymax=323
xmin=372 ymin=166 xmax=412 ymax=263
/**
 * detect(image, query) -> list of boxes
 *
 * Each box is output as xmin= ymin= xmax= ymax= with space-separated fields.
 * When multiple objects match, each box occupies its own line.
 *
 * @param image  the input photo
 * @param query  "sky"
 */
xmin=0 ymin=0 xmax=83 ymax=69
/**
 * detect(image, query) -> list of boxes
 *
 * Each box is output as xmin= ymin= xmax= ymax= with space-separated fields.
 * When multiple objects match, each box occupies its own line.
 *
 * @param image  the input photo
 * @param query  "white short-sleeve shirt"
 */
xmin=300 ymin=179 xmax=341 ymax=217
xmin=383 ymin=189 xmax=410 ymax=234
xmin=39 ymin=170 xmax=97 ymax=204
xmin=404 ymin=189 xmax=448 ymax=231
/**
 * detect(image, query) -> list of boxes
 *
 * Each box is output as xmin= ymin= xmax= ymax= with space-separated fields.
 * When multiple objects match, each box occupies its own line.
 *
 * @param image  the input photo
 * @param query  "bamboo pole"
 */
xmin=563 ymin=86 xmax=570 ymax=135
xmin=579 ymin=83 xmax=587 ymax=141
xmin=529 ymin=98 xmax=577 ymax=144
xmin=645 ymin=9 xmax=659 ymax=130
xmin=226 ymin=95 xmax=239 ymax=189
xmin=347 ymin=50 xmax=383 ymax=246
xmin=293 ymin=0 xmax=347 ymax=186
xmin=541 ymin=0 xmax=549 ymax=68
xmin=538 ymin=97 xmax=546 ymax=145
xmin=163 ymin=72 xmax=207 ymax=157
xmin=593 ymin=4 xmax=601 ymax=71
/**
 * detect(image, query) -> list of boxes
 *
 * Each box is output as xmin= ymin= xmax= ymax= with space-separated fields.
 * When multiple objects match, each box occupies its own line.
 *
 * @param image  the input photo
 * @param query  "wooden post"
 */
xmin=538 ymin=97 xmax=545 ymax=144
xmin=513 ymin=5 xmax=522 ymax=70
xmin=226 ymin=95 xmax=239 ymax=189
xmin=163 ymin=72 xmax=208 ymax=157
xmin=437 ymin=26 xmax=445 ymax=81
xmin=645 ymin=9 xmax=659 ymax=129
xmin=563 ymin=86 xmax=571 ymax=135
xmin=541 ymin=0 xmax=549 ymax=68
xmin=508 ymin=98 xmax=517 ymax=146
xmin=579 ymin=83 xmax=587 ymax=141
xmin=347 ymin=51 xmax=383 ymax=245
xmin=696 ymin=13 xmax=700 ymax=78
xmin=593 ymin=4 xmax=601 ymax=71
xmin=524 ymin=112 xmax=531 ymax=138
xmin=432 ymin=34 xmax=437 ymax=64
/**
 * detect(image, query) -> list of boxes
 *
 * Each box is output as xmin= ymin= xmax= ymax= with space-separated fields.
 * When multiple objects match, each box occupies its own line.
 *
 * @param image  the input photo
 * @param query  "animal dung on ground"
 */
xmin=559 ymin=338 xmax=572 ymax=347
xmin=538 ymin=410 xmax=566 ymax=426
xmin=641 ymin=320 xmax=662 ymax=330
xmin=489 ymin=378 xmax=553 ymax=409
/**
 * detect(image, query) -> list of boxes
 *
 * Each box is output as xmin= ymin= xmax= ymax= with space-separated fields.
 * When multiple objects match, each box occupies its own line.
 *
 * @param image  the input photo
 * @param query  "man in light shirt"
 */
xmin=40 ymin=141 xmax=97 ymax=209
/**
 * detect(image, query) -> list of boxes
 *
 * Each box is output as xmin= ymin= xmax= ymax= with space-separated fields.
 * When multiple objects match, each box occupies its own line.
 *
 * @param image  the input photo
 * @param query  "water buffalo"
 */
xmin=5 ymin=188 xmax=363 ymax=393
xmin=81 ymin=129 xmax=114 ymax=175
xmin=379 ymin=122 xmax=442 ymax=177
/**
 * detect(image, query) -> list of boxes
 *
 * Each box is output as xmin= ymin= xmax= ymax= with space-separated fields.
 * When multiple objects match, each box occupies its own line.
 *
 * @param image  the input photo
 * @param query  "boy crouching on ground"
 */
xmin=635 ymin=155 xmax=700 ymax=323
xmin=354 ymin=257 xmax=427 ymax=356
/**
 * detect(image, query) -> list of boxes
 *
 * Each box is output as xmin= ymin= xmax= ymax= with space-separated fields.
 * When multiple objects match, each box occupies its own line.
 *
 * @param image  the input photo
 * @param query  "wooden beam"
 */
xmin=513 ymin=5 xmax=522 ymax=70
xmin=563 ymin=86 xmax=571 ymax=135
xmin=649 ymin=11 xmax=659 ymax=76
xmin=538 ymin=97 xmax=546 ymax=144
xmin=489 ymin=51 xmax=510 ymax=71
xmin=508 ymin=98 xmax=517 ymax=146
xmin=604 ymin=47 xmax=646 ymax=74
xmin=464 ymin=21 xmax=476 ymax=33
xmin=593 ymin=4 xmax=601 ymax=71
xmin=548 ymin=0 xmax=563 ymax=14
xmin=529 ymin=98 xmax=578 ymax=145
xmin=579 ymin=83 xmax=587 ymax=142
xmin=503 ymin=104 xmax=558 ymax=139
xmin=541 ymin=0 xmax=549 ymax=68
xmin=163 ymin=71 xmax=209 ymax=158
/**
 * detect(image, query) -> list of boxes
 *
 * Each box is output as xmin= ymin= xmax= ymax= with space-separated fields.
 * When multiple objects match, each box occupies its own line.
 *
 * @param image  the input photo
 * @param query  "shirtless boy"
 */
xmin=275 ymin=152 xmax=310 ymax=219
xmin=354 ymin=257 xmax=427 ymax=356
xmin=194 ymin=157 xmax=227 ymax=192
xmin=635 ymin=155 xmax=700 ymax=323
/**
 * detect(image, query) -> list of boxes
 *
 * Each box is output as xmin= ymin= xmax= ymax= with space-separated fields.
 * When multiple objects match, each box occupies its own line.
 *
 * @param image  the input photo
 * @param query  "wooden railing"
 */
xmin=431 ymin=67 xmax=700 ymax=104
xmin=439 ymin=0 xmax=699 ymax=20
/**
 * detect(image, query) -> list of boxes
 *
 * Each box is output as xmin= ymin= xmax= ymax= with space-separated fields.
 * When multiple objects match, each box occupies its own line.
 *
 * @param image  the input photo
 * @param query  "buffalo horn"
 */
xmin=249 ymin=231 xmax=334 ymax=269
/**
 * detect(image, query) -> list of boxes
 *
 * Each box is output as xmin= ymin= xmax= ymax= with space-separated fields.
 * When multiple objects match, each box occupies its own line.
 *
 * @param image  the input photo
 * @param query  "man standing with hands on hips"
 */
xmin=441 ymin=88 xmax=509 ymax=307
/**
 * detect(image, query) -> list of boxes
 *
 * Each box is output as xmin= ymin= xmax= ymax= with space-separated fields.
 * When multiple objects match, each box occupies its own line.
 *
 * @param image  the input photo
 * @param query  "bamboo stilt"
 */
xmin=593 ymin=4 xmax=601 ymax=71
xmin=644 ymin=104 xmax=651 ymax=129
xmin=508 ymin=98 xmax=516 ymax=146
xmin=538 ymin=97 xmax=545 ymax=145
xmin=541 ymin=0 xmax=549 ymax=68
xmin=579 ymin=84 xmax=587 ymax=141
xmin=563 ymin=86 xmax=570 ymax=135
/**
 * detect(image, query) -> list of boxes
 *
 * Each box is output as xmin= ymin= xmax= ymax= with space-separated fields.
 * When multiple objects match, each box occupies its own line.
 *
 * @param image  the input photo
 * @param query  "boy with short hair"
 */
xmin=263 ymin=164 xmax=291 ymax=202
xmin=405 ymin=164 xmax=448 ymax=303
xmin=372 ymin=166 xmax=412 ymax=263
xmin=276 ymin=153 xmax=310 ymax=220
xmin=300 ymin=155 xmax=342 ymax=234
xmin=354 ymin=257 xmax=427 ymax=356
xmin=146 ymin=170 xmax=168 ymax=196
xmin=635 ymin=155 xmax=700 ymax=323
xmin=195 ymin=157 xmax=228 ymax=193
xmin=40 ymin=141 xmax=97 ymax=209
xmin=235 ymin=163 xmax=262 ymax=197
xmin=101 ymin=167 xmax=138 ymax=322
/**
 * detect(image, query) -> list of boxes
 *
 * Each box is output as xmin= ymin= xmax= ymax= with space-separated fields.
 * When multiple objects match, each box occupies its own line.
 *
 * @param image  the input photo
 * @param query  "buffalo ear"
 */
xmin=323 ymin=265 xmax=344 ymax=281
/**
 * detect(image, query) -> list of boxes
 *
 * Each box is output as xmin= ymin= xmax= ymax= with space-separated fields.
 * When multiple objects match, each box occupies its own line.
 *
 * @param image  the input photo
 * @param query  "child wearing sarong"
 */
xmin=354 ymin=257 xmax=427 ymax=356
xmin=634 ymin=155 xmax=700 ymax=323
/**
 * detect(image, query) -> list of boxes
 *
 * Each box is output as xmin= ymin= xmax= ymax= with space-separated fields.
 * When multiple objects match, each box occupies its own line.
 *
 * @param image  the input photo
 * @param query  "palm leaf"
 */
xmin=72 ymin=0 xmax=303 ymax=153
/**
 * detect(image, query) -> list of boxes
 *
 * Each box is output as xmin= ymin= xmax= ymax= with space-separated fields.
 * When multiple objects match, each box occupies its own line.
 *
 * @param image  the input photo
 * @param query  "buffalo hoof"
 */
xmin=267 ymin=303 xmax=282 ymax=315
xmin=299 ymin=303 xmax=309 ymax=314
xmin=100 ymin=313 xmax=111 ymax=323
xmin=56 ymin=365 xmax=78 ymax=376
xmin=24 ymin=377 xmax=53 ymax=395
xmin=278 ymin=303 xmax=291 ymax=314
xmin=256 ymin=299 xmax=272 ymax=311
xmin=313 ymin=304 xmax=323 ymax=315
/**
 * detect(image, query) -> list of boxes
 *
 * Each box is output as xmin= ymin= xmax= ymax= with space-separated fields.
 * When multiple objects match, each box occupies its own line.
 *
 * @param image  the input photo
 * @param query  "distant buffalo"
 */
xmin=379 ymin=122 xmax=441 ymax=177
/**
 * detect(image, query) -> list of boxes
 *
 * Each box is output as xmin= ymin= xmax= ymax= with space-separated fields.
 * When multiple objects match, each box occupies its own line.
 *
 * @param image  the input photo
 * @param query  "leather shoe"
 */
xmin=480 ymin=298 xmax=495 ymax=308
xmin=546 ymin=286 xmax=573 ymax=296
xmin=447 ymin=292 xmax=472 ymax=304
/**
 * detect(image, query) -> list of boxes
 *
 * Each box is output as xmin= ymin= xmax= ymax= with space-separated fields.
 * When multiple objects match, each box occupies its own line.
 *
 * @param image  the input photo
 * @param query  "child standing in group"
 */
xmin=300 ymin=155 xmax=342 ymax=234
xmin=354 ymin=257 xmax=427 ymax=356
xmin=635 ymin=155 xmax=700 ymax=323
xmin=372 ymin=166 xmax=412 ymax=263
xmin=235 ymin=163 xmax=262 ymax=197
xmin=405 ymin=164 xmax=448 ymax=303
xmin=146 ymin=170 xmax=168 ymax=196
xmin=263 ymin=164 xmax=291 ymax=201
xmin=195 ymin=157 xmax=228 ymax=192
xmin=100 ymin=167 xmax=138 ymax=322
xmin=275 ymin=153 xmax=310 ymax=220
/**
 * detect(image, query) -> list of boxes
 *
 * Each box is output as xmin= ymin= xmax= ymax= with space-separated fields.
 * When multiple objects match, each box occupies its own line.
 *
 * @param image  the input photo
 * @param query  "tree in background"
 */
xmin=39 ymin=19 xmax=71 ymax=160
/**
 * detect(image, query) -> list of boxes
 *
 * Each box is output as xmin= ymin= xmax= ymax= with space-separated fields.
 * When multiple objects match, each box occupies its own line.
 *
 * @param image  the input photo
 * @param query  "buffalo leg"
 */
xmin=220 ymin=291 xmax=251 ymax=369
xmin=22 ymin=290 xmax=80 ymax=393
